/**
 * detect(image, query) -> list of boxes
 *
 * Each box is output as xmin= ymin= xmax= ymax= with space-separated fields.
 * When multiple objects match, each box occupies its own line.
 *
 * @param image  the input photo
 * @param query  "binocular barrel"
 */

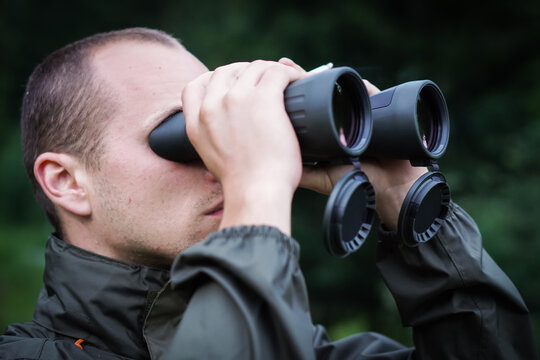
xmin=148 ymin=111 xmax=198 ymax=163
xmin=148 ymin=66 xmax=452 ymax=256
xmin=149 ymin=67 xmax=450 ymax=166
xmin=149 ymin=67 xmax=373 ymax=163
xmin=283 ymin=67 xmax=372 ymax=162
xmin=365 ymin=80 xmax=450 ymax=166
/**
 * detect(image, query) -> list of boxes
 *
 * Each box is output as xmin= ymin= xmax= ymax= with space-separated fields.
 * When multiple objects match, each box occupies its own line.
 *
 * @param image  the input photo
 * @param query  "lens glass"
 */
xmin=332 ymin=79 xmax=358 ymax=147
xmin=416 ymin=91 xmax=438 ymax=151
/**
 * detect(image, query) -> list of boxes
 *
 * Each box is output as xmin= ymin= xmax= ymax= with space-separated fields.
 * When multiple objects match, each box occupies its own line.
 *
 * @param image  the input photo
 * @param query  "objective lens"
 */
xmin=416 ymin=88 xmax=439 ymax=152
xmin=332 ymin=78 xmax=360 ymax=147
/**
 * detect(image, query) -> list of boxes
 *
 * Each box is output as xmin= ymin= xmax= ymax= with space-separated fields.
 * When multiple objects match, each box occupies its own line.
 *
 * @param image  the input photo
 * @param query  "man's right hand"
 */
xmin=182 ymin=60 xmax=307 ymax=235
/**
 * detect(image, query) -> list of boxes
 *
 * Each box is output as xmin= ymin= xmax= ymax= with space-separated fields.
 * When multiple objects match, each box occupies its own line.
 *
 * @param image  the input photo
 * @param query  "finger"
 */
xmin=231 ymin=60 xmax=273 ymax=89
xmin=362 ymin=79 xmax=381 ymax=96
xmin=182 ymin=71 xmax=222 ymax=149
xmin=255 ymin=62 xmax=305 ymax=92
xmin=300 ymin=164 xmax=353 ymax=194
xmin=223 ymin=60 xmax=304 ymax=98
xmin=278 ymin=57 xmax=307 ymax=73
xmin=181 ymin=71 xmax=213 ymax=124
xmin=202 ymin=62 xmax=248 ymax=106
xmin=299 ymin=166 xmax=333 ymax=194
xmin=233 ymin=60 xmax=301 ymax=89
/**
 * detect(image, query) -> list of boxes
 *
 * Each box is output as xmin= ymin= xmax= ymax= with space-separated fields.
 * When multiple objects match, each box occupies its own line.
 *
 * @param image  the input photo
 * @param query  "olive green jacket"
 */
xmin=1 ymin=202 xmax=536 ymax=359
xmin=156 ymin=202 xmax=537 ymax=359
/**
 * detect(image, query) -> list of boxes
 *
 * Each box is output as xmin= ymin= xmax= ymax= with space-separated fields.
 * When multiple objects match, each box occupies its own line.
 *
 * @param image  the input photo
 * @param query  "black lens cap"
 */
xmin=323 ymin=169 xmax=376 ymax=257
xmin=398 ymin=171 xmax=451 ymax=246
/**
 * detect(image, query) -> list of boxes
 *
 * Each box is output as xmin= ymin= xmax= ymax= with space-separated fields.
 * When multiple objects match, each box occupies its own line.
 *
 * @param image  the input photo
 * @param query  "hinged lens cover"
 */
xmin=398 ymin=171 xmax=451 ymax=246
xmin=323 ymin=169 xmax=376 ymax=257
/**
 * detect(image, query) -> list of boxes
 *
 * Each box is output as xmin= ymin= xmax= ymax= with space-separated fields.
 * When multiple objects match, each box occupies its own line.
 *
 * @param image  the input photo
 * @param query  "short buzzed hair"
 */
xmin=21 ymin=28 xmax=181 ymax=232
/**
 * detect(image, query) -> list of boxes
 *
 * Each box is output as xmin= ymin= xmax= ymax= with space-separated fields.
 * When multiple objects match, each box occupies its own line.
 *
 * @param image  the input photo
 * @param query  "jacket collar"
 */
xmin=33 ymin=235 xmax=170 ymax=359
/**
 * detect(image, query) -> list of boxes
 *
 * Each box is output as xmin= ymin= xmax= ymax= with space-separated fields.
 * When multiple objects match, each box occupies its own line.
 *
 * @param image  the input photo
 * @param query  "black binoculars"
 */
xmin=149 ymin=67 xmax=451 ymax=257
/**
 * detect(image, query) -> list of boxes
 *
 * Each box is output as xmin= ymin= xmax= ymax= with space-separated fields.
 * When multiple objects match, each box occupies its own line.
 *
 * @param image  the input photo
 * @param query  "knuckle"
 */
xmin=199 ymin=101 xmax=220 ymax=121
xmin=251 ymin=59 xmax=269 ymax=67
xmin=266 ymin=64 xmax=285 ymax=76
xmin=223 ymin=88 xmax=248 ymax=107
xmin=182 ymin=82 xmax=196 ymax=100
xmin=210 ymin=66 xmax=226 ymax=80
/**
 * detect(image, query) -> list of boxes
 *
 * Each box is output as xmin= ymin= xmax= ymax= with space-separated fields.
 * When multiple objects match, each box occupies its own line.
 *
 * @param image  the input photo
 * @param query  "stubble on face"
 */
xmin=91 ymin=168 xmax=223 ymax=268
xmin=79 ymin=40 xmax=222 ymax=268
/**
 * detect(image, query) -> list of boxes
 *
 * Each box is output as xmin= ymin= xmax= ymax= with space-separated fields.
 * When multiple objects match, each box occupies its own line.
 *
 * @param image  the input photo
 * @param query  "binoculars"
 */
xmin=149 ymin=67 xmax=451 ymax=257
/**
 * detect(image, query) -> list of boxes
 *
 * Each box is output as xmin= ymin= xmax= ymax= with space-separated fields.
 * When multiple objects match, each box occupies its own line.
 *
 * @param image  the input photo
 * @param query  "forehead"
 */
xmin=91 ymin=40 xmax=208 ymax=126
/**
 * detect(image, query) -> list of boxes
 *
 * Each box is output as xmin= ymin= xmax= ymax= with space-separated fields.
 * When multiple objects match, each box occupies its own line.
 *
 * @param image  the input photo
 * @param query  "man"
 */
xmin=0 ymin=27 xmax=536 ymax=359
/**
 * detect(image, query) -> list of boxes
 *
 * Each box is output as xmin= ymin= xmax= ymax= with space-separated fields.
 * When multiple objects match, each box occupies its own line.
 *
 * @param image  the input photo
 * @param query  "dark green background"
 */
xmin=1 ymin=0 xmax=539 ymax=349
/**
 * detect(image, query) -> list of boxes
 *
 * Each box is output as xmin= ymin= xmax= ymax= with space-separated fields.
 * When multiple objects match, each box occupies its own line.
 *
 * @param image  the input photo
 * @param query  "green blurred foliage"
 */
xmin=1 ymin=0 xmax=539 ymax=350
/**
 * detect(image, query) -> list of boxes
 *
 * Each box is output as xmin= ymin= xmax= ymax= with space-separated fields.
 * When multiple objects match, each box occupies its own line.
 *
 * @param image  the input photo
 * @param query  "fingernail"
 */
xmin=308 ymin=62 xmax=334 ymax=74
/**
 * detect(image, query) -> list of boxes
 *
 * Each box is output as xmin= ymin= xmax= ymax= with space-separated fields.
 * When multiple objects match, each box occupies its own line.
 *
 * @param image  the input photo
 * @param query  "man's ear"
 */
xmin=34 ymin=152 xmax=92 ymax=217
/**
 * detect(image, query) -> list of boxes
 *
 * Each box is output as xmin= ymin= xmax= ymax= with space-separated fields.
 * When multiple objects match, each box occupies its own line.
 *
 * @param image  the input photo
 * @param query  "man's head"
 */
xmin=22 ymin=28 xmax=182 ymax=231
xmin=22 ymin=28 xmax=222 ymax=267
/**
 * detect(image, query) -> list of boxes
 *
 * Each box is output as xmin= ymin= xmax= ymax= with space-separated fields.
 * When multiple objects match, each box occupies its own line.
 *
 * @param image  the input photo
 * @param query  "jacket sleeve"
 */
xmin=374 ymin=201 xmax=537 ymax=359
xmin=163 ymin=226 xmax=415 ymax=360
xmin=163 ymin=204 xmax=537 ymax=360
xmin=163 ymin=226 xmax=316 ymax=360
